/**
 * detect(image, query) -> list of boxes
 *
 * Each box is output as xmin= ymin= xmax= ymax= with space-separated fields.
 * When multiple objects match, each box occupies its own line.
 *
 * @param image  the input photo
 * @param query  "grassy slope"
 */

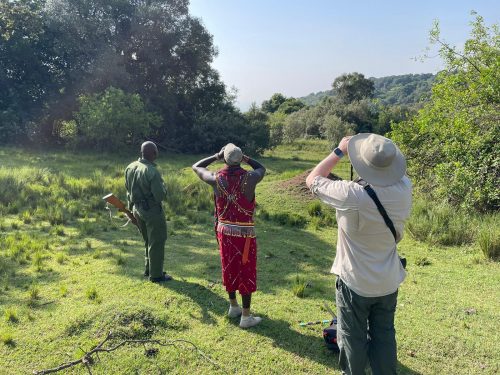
xmin=0 ymin=141 xmax=498 ymax=375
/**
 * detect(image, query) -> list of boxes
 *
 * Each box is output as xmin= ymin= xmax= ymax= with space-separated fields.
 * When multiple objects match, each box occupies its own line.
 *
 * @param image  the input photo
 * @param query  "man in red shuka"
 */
xmin=192 ymin=143 xmax=266 ymax=328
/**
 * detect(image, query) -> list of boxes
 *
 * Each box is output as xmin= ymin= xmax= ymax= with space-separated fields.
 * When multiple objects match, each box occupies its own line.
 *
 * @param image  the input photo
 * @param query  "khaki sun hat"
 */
xmin=223 ymin=143 xmax=243 ymax=166
xmin=347 ymin=133 xmax=406 ymax=187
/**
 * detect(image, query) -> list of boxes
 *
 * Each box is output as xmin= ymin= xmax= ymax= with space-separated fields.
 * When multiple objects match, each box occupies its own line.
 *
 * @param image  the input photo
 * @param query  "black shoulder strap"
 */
xmin=363 ymin=185 xmax=397 ymax=242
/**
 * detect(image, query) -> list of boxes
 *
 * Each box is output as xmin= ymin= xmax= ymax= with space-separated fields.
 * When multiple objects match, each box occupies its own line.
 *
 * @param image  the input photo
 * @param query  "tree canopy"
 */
xmin=391 ymin=14 xmax=499 ymax=212
xmin=0 ymin=0 xmax=267 ymax=153
xmin=332 ymin=72 xmax=375 ymax=104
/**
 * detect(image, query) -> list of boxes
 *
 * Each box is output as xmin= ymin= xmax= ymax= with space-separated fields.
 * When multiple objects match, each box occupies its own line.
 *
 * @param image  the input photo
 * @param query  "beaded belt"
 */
xmin=216 ymin=220 xmax=256 ymax=264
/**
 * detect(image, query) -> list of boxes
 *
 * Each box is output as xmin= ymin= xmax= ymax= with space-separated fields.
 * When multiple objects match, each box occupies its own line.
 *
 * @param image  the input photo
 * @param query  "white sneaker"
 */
xmin=239 ymin=315 xmax=262 ymax=328
xmin=228 ymin=305 xmax=242 ymax=318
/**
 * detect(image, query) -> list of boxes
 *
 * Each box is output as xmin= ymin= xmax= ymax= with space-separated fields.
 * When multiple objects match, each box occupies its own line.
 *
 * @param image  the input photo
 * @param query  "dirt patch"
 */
xmin=278 ymin=169 xmax=343 ymax=198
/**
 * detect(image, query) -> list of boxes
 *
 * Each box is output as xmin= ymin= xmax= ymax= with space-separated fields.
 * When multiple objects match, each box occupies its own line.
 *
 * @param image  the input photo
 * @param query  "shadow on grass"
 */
xmin=159 ymin=279 xmax=227 ymax=326
xmin=397 ymin=364 xmax=423 ymax=375
xmin=108 ymin=220 xmax=336 ymax=300
xmin=0 ymin=268 xmax=62 ymax=307
xmin=236 ymin=313 xmax=421 ymax=374
xmin=241 ymin=315 xmax=340 ymax=369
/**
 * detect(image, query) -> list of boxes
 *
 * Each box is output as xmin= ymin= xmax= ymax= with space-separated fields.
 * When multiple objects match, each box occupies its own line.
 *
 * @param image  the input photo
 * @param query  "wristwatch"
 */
xmin=333 ymin=147 xmax=344 ymax=158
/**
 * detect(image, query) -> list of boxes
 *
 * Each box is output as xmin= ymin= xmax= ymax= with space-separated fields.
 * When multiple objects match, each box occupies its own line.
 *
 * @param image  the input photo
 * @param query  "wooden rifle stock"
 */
xmin=102 ymin=193 xmax=138 ymax=227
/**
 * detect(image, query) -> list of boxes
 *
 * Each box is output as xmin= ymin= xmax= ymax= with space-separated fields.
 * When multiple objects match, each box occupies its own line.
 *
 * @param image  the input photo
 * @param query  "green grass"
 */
xmin=0 ymin=143 xmax=498 ymax=374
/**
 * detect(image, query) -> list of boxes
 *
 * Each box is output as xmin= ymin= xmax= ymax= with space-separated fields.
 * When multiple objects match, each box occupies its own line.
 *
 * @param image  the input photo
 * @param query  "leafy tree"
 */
xmin=336 ymin=98 xmax=378 ymax=133
xmin=262 ymin=93 xmax=287 ymax=113
xmin=375 ymin=104 xmax=416 ymax=135
xmin=0 ymin=0 xmax=236 ymax=151
xmin=244 ymin=104 xmax=270 ymax=154
xmin=61 ymin=87 xmax=162 ymax=150
xmin=190 ymin=107 xmax=268 ymax=155
xmin=373 ymin=74 xmax=434 ymax=105
xmin=277 ymin=98 xmax=305 ymax=114
xmin=0 ymin=0 xmax=62 ymax=143
xmin=320 ymin=114 xmax=355 ymax=145
xmin=282 ymin=105 xmax=327 ymax=142
xmin=262 ymin=93 xmax=305 ymax=115
xmin=332 ymin=72 xmax=375 ymax=104
xmin=391 ymin=14 xmax=499 ymax=211
xmin=267 ymin=111 xmax=287 ymax=147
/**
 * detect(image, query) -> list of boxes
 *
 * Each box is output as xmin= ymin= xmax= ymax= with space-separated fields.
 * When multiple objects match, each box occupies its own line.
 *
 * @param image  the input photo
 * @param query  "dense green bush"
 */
xmin=477 ymin=216 xmax=500 ymax=260
xmin=391 ymin=15 xmax=499 ymax=212
xmin=307 ymin=202 xmax=323 ymax=217
xmin=190 ymin=109 xmax=269 ymax=155
xmin=319 ymin=114 xmax=356 ymax=145
xmin=0 ymin=0 xmax=232 ymax=149
xmin=267 ymin=112 xmax=287 ymax=148
xmin=59 ymin=88 xmax=162 ymax=151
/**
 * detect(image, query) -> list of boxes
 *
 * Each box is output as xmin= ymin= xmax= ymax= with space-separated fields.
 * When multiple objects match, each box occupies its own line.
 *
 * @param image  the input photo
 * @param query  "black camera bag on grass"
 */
xmin=323 ymin=318 xmax=339 ymax=351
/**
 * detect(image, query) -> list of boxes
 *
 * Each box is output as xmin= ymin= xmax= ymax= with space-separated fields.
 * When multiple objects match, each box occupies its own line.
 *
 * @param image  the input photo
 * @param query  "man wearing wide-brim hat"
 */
xmin=306 ymin=134 xmax=412 ymax=375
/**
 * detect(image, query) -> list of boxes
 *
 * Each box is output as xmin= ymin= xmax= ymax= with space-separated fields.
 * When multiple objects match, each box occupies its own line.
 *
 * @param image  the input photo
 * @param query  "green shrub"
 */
xmin=271 ymin=212 xmax=307 ymax=228
xmin=390 ymin=15 xmax=499 ymax=212
xmin=28 ymin=284 xmax=40 ymax=301
xmin=0 ymin=332 xmax=15 ymax=347
xmin=20 ymin=211 xmax=32 ymax=224
xmin=64 ymin=87 xmax=162 ymax=151
xmin=51 ymin=225 xmax=65 ymax=236
xmin=86 ymin=286 xmax=99 ymax=301
xmin=291 ymin=275 xmax=307 ymax=298
xmin=78 ymin=219 xmax=95 ymax=236
xmin=59 ymin=285 xmax=68 ymax=297
xmin=415 ymin=256 xmax=432 ymax=267
xmin=55 ymin=253 xmax=66 ymax=264
xmin=32 ymin=251 xmax=44 ymax=271
xmin=45 ymin=206 xmax=69 ymax=225
xmin=4 ymin=308 xmax=18 ymax=323
xmin=307 ymin=201 xmax=323 ymax=217
xmin=407 ymin=199 xmax=474 ymax=246
xmin=477 ymin=216 xmax=500 ymax=260
xmin=27 ymin=284 xmax=40 ymax=306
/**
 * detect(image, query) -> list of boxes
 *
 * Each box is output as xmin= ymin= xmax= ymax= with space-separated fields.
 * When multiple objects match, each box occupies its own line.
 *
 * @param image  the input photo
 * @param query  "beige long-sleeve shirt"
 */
xmin=311 ymin=175 xmax=412 ymax=297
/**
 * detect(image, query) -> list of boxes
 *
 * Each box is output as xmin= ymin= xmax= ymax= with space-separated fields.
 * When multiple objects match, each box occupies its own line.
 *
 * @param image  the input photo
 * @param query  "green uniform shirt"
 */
xmin=125 ymin=158 xmax=167 ymax=215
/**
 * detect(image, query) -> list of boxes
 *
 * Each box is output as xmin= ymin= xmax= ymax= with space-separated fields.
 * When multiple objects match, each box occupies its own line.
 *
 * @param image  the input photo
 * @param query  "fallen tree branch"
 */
xmin=33 ymin=331 xmax=221 ymax=374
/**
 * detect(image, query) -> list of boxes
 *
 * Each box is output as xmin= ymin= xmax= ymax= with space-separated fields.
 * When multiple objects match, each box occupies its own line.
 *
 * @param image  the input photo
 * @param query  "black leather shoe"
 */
xmin=150 ymin=274 xmax=173 ymax=283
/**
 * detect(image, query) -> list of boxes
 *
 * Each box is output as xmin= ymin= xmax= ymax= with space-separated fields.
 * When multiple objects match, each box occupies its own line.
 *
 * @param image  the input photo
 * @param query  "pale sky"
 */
xmin=189 ymin=1 xmax=499 ymax=110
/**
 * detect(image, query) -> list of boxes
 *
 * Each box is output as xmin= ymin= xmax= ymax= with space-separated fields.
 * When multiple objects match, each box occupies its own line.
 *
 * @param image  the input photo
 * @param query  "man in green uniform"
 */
xmin=125 ymin=141 xmax=172 ymax=283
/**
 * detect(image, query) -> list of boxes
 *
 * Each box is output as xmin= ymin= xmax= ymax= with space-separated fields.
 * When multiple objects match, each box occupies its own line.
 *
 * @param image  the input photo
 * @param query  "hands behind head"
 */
xmin=338 ymin=136 xmax=352 ymax=155
xmin=216 ymin=146 xmax=225 ymax=160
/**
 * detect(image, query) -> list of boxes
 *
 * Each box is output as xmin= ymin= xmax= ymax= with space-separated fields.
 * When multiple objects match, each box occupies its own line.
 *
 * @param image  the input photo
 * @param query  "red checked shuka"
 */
xmin=214 ymin=166 xmax=257 ymax=295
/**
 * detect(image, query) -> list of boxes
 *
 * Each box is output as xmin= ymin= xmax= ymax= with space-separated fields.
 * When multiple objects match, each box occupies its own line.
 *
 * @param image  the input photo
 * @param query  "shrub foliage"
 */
xmin=391 ymin=14 xmax=499 ymax=212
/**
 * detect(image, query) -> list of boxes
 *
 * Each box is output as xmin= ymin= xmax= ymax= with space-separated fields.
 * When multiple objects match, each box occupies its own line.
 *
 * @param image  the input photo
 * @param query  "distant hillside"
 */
xmin=301 ymin=73 xmax=435 ymax=106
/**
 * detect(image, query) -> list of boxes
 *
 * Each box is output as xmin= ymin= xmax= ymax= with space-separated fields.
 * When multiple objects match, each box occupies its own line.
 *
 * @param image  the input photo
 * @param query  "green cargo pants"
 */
xmin=133 ymin=206 xmax=167 ymax=279
xmin=336 ymin=277 xmax=398 ymax=375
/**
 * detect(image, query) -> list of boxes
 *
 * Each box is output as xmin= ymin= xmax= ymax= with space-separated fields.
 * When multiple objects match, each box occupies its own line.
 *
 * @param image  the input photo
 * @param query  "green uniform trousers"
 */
xmin=336 ymin=277 xmax=398 ymax=375
xmin=133 ymin=207 xmax=167 ymax=279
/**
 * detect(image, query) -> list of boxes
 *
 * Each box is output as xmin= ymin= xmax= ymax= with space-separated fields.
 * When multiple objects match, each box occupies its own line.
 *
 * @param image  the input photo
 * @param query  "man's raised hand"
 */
xmin=217 ymin=146 xmax=225 ymax=160
xmin=338 ymin=136 xmax=352 ymax=155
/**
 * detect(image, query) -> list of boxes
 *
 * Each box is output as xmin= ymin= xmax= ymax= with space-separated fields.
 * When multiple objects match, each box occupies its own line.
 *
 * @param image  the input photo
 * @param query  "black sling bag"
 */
xmin=361 ymin=183 xmax=407 ymax=269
